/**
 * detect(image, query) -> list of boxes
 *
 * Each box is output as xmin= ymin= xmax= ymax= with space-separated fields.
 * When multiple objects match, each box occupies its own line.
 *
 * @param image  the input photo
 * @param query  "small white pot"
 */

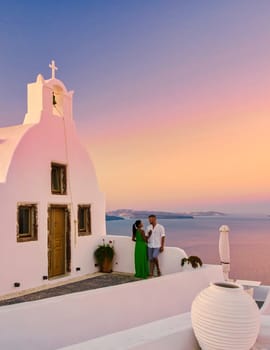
xmin=191 ymin=281 xmax=260 ymax=350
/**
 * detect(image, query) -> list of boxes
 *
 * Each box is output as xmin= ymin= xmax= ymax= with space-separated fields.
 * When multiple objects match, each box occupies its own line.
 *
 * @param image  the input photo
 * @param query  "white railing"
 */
xmin=106 ymin=234 xmax=188 ymax=275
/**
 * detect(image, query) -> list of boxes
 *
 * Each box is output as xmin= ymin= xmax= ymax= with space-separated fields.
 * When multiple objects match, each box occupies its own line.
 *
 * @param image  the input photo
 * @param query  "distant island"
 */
xmin=190 ymin=211 xmax=226 ymax=217
xmin=106 ymin=209 xmax=226 ymax=220
xmin=106 ymin=215 xmax=125 ymax=221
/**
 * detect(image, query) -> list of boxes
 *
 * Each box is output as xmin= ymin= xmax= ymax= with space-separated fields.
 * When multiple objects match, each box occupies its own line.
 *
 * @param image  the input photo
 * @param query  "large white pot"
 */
xmin=191 ymin=282 xmax=260 ymax=350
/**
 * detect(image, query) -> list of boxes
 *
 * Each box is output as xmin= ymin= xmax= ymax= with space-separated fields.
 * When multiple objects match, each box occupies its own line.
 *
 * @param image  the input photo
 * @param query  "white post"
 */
xmin=219 ymin=225 xmax=230 ymax=281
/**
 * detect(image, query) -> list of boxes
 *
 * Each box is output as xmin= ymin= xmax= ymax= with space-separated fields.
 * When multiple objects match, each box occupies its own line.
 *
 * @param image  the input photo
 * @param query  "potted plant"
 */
xmin=94 ymin=239 xmax=115 ymax=273
xmin=181 ymin=256 xmax=203 ymax=269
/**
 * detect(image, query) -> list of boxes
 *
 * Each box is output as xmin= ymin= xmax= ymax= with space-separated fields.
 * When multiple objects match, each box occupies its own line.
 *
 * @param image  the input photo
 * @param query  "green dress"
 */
xmin=134 ymin=229 xmax=149 ymax=279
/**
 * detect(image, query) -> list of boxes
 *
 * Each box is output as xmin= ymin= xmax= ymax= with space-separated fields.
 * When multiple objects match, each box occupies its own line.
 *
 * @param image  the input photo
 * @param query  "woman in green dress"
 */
xmin=132 ymin=220 xmax=149 ymax=279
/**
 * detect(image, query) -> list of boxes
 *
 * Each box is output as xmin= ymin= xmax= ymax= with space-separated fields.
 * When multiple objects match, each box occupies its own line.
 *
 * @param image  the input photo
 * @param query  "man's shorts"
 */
xmin=148 ymin=247 xmax=160 ymax=260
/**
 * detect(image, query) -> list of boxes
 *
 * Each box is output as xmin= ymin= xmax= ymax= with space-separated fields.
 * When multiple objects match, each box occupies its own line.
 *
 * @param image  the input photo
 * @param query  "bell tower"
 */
xmin=24 ymin=60 xmax=74 ymax=124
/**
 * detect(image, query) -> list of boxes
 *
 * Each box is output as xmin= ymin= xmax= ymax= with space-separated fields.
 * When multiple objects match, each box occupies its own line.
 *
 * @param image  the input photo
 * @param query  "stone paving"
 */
xmin=0 ymin=273 xmax=139 ymax=307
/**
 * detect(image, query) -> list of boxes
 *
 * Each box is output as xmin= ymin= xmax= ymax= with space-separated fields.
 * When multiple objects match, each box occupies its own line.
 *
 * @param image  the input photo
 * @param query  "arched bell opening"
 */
xmin=52 ymin=85 xmax=64 ymax=116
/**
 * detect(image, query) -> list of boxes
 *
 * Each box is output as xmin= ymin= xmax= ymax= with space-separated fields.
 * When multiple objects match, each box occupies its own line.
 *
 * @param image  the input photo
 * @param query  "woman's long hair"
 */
xmin=132 ymin=220 xmax=142 ymax=241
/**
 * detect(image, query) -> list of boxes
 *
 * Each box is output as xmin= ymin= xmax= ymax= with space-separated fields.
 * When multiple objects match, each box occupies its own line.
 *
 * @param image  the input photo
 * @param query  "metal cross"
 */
xmin=49 ymin=60 xmax=58 ymax=79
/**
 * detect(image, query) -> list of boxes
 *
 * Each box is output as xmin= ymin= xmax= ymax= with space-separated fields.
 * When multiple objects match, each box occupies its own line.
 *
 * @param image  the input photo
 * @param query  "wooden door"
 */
xmin=48 ymin=207 xmax=66 ymax=278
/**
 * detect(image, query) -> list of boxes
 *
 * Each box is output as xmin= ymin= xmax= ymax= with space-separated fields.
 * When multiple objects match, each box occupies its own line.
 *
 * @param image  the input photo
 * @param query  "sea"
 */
xmin=106 ymin=215 xmax=270 ymax=285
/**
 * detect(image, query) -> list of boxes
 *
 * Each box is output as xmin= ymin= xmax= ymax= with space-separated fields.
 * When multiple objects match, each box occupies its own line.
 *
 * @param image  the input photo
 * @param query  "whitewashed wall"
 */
xmin=59 ymin=314 xmax=199 ymax=350
xmin=0 ymin=76 xmax=105 ymax=296
xmin=0 ymin=265 xmax=223 ymax=350
xmin=107 ymin=234 xmax=188 ymax=275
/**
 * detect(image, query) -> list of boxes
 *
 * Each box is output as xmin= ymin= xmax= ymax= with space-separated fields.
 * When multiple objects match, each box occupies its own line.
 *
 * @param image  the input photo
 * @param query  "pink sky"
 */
xmin=1 ymin=1 xmax=270 ymax=214
xmin=80 ymin=82 xmax=270 ymax=213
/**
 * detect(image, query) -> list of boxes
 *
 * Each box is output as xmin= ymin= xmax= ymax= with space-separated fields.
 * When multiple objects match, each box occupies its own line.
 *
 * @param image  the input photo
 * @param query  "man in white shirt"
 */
xmin=146 ymin=214 xmax=165 ymax=277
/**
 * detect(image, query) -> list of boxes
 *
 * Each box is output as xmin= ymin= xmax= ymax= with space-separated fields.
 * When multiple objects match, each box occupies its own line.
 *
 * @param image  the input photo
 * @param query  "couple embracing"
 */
xmin=132 ymin=214 xmax=165 ymax=278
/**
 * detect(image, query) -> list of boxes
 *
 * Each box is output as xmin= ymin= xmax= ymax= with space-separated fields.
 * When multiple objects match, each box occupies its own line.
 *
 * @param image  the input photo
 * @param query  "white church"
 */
xmin=0 ymin=61 xmax=106 ymax=296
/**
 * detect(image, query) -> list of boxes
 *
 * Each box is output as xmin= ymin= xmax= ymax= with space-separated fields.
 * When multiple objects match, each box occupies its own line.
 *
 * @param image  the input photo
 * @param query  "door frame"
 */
xmin=47 ymin=204 xmax=71 ymax=279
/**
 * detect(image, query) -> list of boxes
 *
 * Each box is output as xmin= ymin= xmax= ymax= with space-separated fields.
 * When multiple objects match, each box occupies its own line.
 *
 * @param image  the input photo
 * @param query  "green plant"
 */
xmin=181 ymin=256 xmax=203 ymax=269
xmin=94 ymin=239 xmax=115 ymax=266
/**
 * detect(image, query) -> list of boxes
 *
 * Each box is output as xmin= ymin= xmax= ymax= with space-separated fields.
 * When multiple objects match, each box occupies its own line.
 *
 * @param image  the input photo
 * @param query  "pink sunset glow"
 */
xmin=1 ymin=1 xmax=270 ymax=214
xmin=80 ymin=75 xmax=270 ymax=213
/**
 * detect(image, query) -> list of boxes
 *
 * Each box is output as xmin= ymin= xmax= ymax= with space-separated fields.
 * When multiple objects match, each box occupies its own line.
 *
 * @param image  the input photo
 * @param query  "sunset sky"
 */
xmin=0 ymin=1 xmax=270 ymax=214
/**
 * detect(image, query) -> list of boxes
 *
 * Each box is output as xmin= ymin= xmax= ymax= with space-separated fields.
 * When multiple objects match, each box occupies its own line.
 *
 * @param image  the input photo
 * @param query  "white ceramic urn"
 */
xmin=191 ymin=282 xmax=260 ymax=350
